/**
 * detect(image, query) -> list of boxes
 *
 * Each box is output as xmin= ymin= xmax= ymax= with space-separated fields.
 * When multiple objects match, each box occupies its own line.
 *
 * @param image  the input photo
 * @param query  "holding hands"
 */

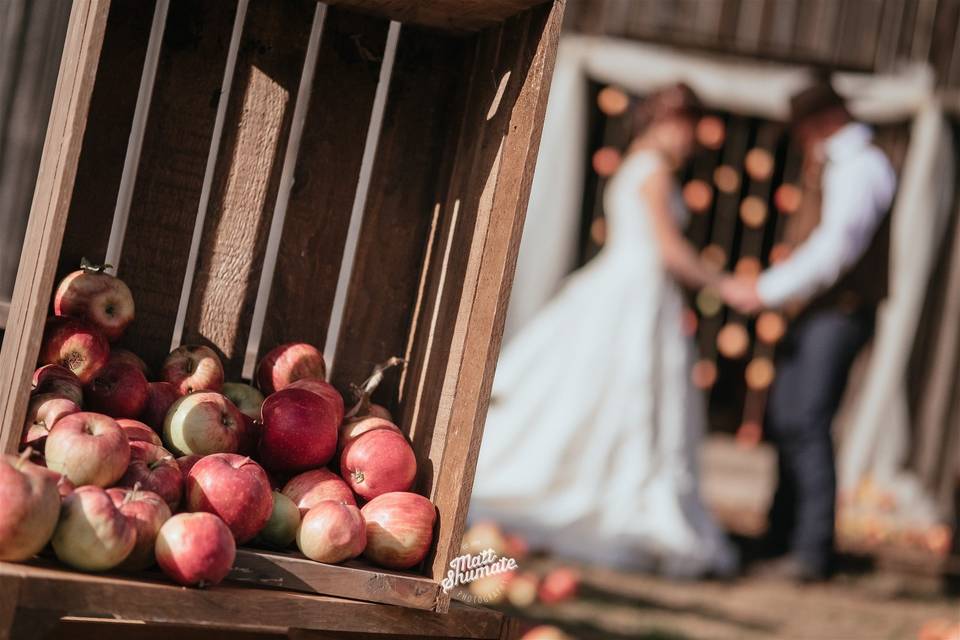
xmin=719 ymin=275 xmax=764 ymax=315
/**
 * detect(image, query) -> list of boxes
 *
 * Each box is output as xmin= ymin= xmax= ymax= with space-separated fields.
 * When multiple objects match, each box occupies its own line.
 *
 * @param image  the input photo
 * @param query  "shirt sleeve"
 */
xmin=757 ymin=149 xmax=896 ymax=308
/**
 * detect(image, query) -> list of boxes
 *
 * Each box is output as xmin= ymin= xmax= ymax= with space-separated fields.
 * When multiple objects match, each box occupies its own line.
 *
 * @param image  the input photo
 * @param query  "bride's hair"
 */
xmin=631 ymin=82 xmax=703 ymax=137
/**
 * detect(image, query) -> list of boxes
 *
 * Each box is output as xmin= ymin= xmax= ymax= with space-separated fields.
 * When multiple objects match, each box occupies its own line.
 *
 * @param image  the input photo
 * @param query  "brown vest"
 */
xmin=783 ymin=148 xmax=891 ymax=315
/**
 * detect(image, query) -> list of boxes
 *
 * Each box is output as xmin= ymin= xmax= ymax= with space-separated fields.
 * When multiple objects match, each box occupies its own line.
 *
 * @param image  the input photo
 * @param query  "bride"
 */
xmin=470 ymin=83 xmax=738 ymax=577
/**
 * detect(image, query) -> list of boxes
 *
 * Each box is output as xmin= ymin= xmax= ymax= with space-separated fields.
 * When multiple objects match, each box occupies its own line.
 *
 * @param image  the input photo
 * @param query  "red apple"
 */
xmin=537 ymin=567 xmax=579 ymax=604
xmin=45 ymin=412 xmax=130 ymax=487
xmin=32 ymin=364 xmax=84 ymax=406
xmin=117 ymin=441 xmax=182 ymax=511
xmin=338 ymin=416 xmax=401 ymax=453
xmin=185 ymin=453 xmax=273 ymax=543
xmin=258 ymin=388 xmax=337 ymax=473
xmin=107 ymin=487 xmax=171 ymax=570
xmin=21 ymin=393 xmax=79 ymax=450
xmin=297 ymin=500 xmax=366 ymax=564
xmin=161 ymin=345 xmax=224 ymax=395
xmin=155 ymin=512 xmax=235 ymax=587
xmin=221 ymin=382 xmax=264 ymax=420
xmin=140 ymin=381 xmax=180 ymax=431
xmin=117 ymin=418 xmax=162 ymax=446
xmin=53 ymin=264 xmax=135 ymax=341
xmin=163 ymin=391 xmax=243 ymax=456
xmin=286 ymin=378 xmax=344 ymax=426
xmin=341 ymin=429 xmax=416 ymax=500
xmin=0 ymin=451 xmax=61 ymax=561
xmin=39 ymin=316 xmax=109 ymax=384
xmin=282 ymin=468 xmax=356 ymax=516
xmin=361 ymin=492 xmax=436 ymax=569
xmin=176 ymin=454 xmax=202 ymax=482
xmin=51 ymin=485 xmax=136 ymax=571
xmin=84 ymin=359 xmax=148 ymax=418
xmin=257 ymin=491 xmax=300 ymax=548
xmin=256 ymin=343 xmax=326 ymax=394
xmin=108 ymin=348 xmax=150 ymax=378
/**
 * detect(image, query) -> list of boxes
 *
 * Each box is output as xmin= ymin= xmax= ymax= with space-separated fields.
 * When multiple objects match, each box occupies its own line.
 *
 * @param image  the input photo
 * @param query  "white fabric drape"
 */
xmin=505 ymin=35 xmax=955 ymax=496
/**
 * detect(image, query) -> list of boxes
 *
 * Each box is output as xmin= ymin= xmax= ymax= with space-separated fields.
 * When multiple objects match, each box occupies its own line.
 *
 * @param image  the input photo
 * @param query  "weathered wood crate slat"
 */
xmin=0 ymin=0 xmax=563 ymax=631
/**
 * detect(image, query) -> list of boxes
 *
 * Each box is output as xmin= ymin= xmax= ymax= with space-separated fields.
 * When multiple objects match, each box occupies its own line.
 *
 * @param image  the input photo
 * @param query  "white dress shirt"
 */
xmin=757 ymin=123 xmax=897 ymax=308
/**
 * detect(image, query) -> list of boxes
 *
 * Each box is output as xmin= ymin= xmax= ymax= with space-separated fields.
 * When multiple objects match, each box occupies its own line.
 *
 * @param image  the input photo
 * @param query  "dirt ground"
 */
xmin=505 ymin=558 xmax=959 ymax=639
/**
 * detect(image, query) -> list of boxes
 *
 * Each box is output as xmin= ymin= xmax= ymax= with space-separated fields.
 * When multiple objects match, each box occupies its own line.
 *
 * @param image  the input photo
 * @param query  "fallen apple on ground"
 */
xmin=155 ymin=512 xmax=235 ymax=587
xmin=257 ymin=490 xmax=300 ymax=548
xmin=53 ymin=261 xmax=135 ymax=341
xmin=117 ymin=441 xmax=182 ymax=511
xmin=0 ymin=450 xmax=61 ymax=561
xmin=163 ymin=391 xmax=243 ymax=456
xmin=255 ymin=343 xmax=326 ymax=395
xmin=185 ymin=453 xmax=273 ymax=543
xmin=21 ymin=393 xmax=79 ymax=451
xmin=52 ymin=485 xmax=136 ymax=571
xmin=297 ymin=500 xmax=366 ymax=564
xmin=258 ymin=388 xmax=337 ymax=473
xmin=45 ymin=412 xmax=130 ymax=487
xmin=282 ymin=468 xmax=356 ymax=516
xmin=84 ymin=358 xmax=148 ymax=419
xmin=107 ymin=487 xmax=171 ymax=570
xmin=161 ymin=344 xmax=224 ymax=395
xmin=39 ymin=316 xmax=110 ymax=385
xmin=32 ymin=364 xmax=84 ymax=406
xmin=340 ymin=428 xmax=417 ymax=501
xmin=361 ymin=491 xmax=436 ymax=570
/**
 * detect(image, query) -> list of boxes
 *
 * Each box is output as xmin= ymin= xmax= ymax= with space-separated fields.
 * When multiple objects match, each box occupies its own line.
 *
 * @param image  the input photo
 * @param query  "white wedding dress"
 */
xmin=469 ymin=150 xmax=738 ymax=577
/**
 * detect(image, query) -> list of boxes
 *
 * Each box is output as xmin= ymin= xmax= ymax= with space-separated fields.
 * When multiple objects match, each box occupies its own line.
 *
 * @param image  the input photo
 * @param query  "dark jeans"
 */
xmin=765 ymin=306 xmax=874 ymax=573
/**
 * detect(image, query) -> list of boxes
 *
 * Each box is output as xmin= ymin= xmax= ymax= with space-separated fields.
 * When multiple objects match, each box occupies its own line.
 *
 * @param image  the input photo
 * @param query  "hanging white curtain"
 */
xmin=505 ymin=35 xmax=955 ymax=500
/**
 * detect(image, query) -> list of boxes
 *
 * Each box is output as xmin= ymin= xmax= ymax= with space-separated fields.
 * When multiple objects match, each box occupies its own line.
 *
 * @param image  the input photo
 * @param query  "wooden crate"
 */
xmin=0 ymin=0 xmax=562 ymax=626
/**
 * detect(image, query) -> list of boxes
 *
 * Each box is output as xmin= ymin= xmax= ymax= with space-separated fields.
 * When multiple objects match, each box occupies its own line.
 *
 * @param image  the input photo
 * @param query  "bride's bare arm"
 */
xmin=640 ymin=166 xmax=722 ymax=289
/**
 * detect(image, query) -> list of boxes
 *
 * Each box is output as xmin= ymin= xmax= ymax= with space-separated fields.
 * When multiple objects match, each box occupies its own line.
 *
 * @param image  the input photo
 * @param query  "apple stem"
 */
xmin=16 ymin=447 xmax=33 ymax=469
xmin=126 ymin=482 xmax=143 ymax=503
xmin=345 ymin=357 xmax=405 ymax=419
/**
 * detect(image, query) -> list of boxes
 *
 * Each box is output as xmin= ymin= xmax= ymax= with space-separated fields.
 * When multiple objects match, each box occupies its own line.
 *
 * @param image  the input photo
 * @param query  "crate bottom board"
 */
xmin=0 ymin=561 xmax=505 ymax=638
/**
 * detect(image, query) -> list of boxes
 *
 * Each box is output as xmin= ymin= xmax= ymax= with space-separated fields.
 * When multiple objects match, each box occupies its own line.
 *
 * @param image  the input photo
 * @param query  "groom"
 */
xmin=723 ymin=79 xmax=896 ymax=580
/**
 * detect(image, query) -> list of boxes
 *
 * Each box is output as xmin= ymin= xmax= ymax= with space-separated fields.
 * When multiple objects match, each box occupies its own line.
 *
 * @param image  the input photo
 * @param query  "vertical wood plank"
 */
xmin=0 ymin=0 xmax=112 ymax=454
xmin=180 ymin=0 xmax=314 ymax=377
xmin=258 ymin=9 xmax=389 ymax=362
xmin=329 ymin=27 xmax=471 ymax=400
xmin=117 ymin=0 xmax=238 ymax=369
xmin=57 ymin=0 xmax=155 ymax=277
xmin=874 ymin=0 xmax=907 ymax=71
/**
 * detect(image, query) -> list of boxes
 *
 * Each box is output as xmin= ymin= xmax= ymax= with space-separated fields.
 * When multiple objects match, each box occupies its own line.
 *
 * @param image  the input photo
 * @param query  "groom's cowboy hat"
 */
xmin=789 ymin=77 xmax=848 ymax=124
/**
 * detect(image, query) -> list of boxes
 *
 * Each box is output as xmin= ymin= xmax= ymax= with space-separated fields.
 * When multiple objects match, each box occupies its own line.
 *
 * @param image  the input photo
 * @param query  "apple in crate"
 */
xmin=176 ymin=454 xmax=202 ymax=482
xmin=140 ymin=381 xmax=180 ymax=431
xmin=117 ymin=418 xmax=162 ymax=446
xmin=221 ymin=382 xmax=264 ymax=420
xmin=282 ymin=468 xmax=356 ymax=516
xmin=156 ymin=512 xmax=235 ymax=587
xmin=32 ymin=364 xmax=84 ymax=406
xmin=341 ymin=428 xmax=416 ymax=500
xmin=40 ymin=316 xmax=109 ymax=384
xmin=85 ymin=359 xmax=148 ymax=418
xmin=21 ymin=393 xmax=79 ymax=450
xmin=107 ymin=487 xmax=171 ymax=570
xmin=108 ymin=348 xmax=151 ymax=378
xmin=258 ymin=388 xmax=337 ymax=473
xmin=52 ymin=485 xmax=136 ymax=571
xmin=0 ymin=450 xmax=61 ymax=561
xmin=361 ymin=492 xmax=436 ymax=570
xmin=161 ymin=345 xmax=224 ymax=395
xmin=257 ymin=491 xmax=300 ymax=548
xmin=287 ymin=378 xmax=344 ymax=426
xmin=338 ymin=416 xmax=401 ymax=453
xmin=53 ymin=262 xmax=135 ymax=341
xmin=164 ymin=391 xmax=243 ymax=456
xmin=117 ymin=441 xmax=182 ymax=511
xmin=297 ymin=500 xmax=366 ymax=564
xmin=235 ymin=413 xmax=261 ymax=457
xmin=256 ymin=343 xmax=326 ymax=394
xmin=45 ymin=412 xmax=130 ymax=487
xmin=185 ymin=453 xmax=272 ymax=543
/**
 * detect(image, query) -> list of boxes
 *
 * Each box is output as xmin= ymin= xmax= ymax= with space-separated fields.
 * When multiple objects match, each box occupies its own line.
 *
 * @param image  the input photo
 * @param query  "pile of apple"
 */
xmin=0 ymin=261 xmax=437 ymax=588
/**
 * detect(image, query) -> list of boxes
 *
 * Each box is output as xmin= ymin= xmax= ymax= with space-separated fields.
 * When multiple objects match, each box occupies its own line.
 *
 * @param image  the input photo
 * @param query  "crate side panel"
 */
xmin=117 ymin=0 xmax=238 ymax=370
xmin=329 ymin=27 xmax=470 ymax=405
xmin=58 ymin=0 xmax=155 ymax=278
xmin=0 ymin=0 xmax=112 ymax=454
xmin=181 ymin=0 xmax=315 ymax=377
xmin=258 ymin=9 xmax=389 ymax=362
